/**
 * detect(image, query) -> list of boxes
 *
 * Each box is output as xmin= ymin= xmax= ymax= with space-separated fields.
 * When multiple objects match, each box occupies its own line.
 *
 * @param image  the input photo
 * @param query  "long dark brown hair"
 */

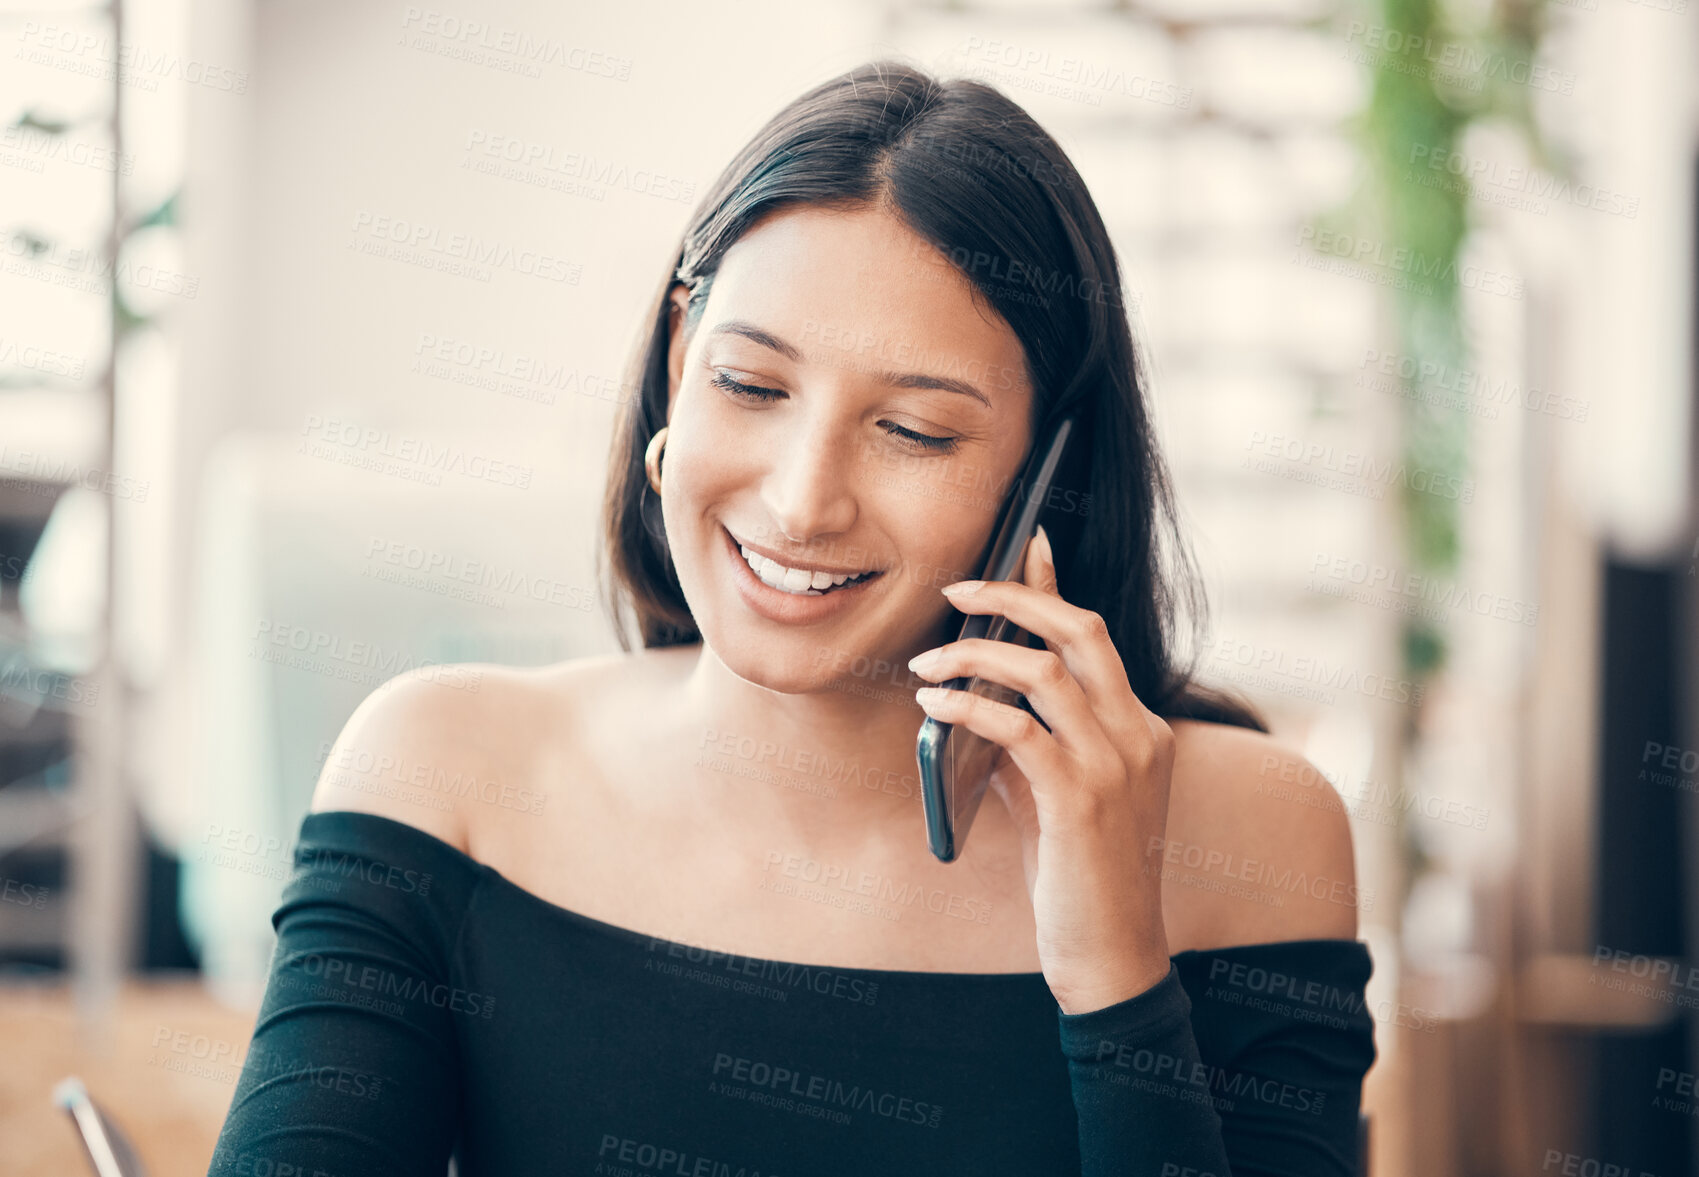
xmin=597 ymin=58 xmax=1265 ymax=733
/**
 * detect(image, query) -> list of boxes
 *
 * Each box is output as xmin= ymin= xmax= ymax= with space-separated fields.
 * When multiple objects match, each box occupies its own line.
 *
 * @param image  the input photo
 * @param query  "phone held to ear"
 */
xmin=916 ymin=413 xmax=1080 ymax=863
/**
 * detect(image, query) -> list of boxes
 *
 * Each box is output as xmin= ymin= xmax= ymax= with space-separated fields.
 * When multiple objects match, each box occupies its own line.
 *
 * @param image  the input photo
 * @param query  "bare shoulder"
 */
xmin=1158 ymin=718 xmax=1361 ymax=953
xmin=306 ymin=655 xmax=620 ymax=852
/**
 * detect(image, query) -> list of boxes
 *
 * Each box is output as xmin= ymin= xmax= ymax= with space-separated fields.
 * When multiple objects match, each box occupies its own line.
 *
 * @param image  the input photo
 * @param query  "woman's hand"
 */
xmin=907 ymin=524 xmax=1177 ymax=1015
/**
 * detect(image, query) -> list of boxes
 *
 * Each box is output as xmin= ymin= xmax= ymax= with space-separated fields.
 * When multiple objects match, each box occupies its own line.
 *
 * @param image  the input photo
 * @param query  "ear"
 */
xmin=664 ymin=283 xmax=692 ymax=422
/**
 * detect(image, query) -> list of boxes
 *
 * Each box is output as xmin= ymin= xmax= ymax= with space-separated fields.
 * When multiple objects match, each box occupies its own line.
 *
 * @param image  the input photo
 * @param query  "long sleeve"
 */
xmin=206 ymin=811 xmax=483 ymax=1177
xmin=1058 ymin=940 xmax=1377 ymax=1176
xmin=205 ymin=812 xmax=1375 ymax=1174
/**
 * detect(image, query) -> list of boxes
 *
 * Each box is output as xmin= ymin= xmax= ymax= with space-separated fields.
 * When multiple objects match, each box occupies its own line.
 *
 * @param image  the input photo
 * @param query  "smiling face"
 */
xmin=657 ymin=202 xmax=1038 ymax=694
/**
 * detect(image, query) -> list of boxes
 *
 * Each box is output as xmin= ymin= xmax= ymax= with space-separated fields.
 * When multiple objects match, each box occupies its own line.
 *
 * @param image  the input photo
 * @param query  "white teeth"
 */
xmin=738 ymin=542 xmax=870 ymax=596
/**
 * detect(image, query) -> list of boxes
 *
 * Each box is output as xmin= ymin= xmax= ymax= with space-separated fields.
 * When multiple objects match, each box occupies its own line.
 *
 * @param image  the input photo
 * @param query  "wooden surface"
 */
xmin=0 ymin=976 xmax=259 ymax=1177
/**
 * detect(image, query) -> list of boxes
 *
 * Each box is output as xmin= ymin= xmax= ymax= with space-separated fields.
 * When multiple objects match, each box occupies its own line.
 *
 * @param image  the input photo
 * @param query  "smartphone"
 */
xmin=916 ymin=412 xmax=1081 ymax=863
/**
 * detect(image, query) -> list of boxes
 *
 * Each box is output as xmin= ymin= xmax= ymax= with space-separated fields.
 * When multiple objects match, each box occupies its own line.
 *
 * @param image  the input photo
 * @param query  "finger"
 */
xmin=940 ymin=577 xmax=1129 ymax=707
xmin=1020 ymin=523 xmax=1060 ymax=598
xmin=914 ymin=686 xmax=1071 ymax=791
xmin=908 ymin=636 xmax=1105 ymax=757
xmin=1019 ymin=525 xmax=1065 ymax=664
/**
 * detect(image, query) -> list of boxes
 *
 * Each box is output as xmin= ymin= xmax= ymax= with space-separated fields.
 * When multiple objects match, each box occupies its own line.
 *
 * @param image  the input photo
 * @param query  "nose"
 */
xmin=758 ymin=412 xmax=860 ymax=545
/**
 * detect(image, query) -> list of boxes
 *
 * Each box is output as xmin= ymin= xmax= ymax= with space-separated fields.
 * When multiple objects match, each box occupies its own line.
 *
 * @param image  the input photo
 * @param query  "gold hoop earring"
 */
xmin=644 ymin=426 xmax=669 ymax=494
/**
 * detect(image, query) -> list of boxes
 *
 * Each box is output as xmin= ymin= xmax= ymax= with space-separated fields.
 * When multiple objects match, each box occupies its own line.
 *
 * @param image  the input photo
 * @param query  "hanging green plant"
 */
xmin=1319 ymin=0 xmax=1558 ymax=694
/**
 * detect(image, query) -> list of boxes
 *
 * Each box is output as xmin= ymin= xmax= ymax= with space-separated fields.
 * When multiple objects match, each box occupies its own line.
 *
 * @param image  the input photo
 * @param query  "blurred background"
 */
xmin=1 ymin=0 xmax=1694 ymax=1173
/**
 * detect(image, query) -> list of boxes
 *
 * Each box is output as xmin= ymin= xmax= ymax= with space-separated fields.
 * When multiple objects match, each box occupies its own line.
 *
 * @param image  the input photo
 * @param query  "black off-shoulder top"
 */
xmin=205 ymin=810 xmax=1377 ymax=1177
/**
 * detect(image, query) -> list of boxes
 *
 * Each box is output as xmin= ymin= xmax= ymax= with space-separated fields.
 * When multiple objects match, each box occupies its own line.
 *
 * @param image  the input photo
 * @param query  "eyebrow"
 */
xmin=706 ymin=319 xmax=994 ymax=410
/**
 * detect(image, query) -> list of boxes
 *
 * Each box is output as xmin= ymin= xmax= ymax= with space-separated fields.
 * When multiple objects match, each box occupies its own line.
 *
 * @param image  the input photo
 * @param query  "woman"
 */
xmin=208 ymin=60 xmax=1376 ymax=1177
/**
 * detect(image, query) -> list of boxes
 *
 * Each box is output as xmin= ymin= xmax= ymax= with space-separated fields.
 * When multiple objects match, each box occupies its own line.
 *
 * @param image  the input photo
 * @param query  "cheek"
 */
xmin=665 ymin=404 xmax=749 ymax=500
xmin=869 ymin=456 xmax=1004 ymax=569
xmin=883 ymin=502 xmax=997 ymax=592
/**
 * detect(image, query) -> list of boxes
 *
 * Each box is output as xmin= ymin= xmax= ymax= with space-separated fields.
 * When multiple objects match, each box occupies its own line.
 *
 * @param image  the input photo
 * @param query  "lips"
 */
xmin=725 ymin=527 xmax=883 ymax=597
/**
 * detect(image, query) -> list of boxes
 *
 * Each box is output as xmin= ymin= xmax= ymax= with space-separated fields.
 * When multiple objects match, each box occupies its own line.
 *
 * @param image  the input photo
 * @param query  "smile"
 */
xmin=736 ymin=543 xmax=879 ymax=596
xmin=721 ymin=524 xmax=887 ymax=622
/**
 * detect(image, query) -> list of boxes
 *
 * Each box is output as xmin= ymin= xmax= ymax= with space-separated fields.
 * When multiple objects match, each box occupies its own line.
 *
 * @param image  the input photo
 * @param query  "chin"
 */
xmin=707 ymin=629 xmax=856 ymax=697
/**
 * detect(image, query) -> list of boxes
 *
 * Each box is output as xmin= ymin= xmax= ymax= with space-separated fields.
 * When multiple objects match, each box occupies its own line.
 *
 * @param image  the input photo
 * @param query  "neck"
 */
xmin=679 ymin=636 xmax=946 ymax=850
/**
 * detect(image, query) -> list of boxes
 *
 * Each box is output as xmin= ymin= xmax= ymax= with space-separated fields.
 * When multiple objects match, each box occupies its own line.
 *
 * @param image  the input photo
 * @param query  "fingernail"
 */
xmin=1037 ymin=524 xmax=1054 ymax=568
xmin=915 ymin=687 xmax=946 ymax=706
xmin=907 ymin=649 xmax=942 ymax=673
xmin=942 ymin=580 xmax=984 ymax=595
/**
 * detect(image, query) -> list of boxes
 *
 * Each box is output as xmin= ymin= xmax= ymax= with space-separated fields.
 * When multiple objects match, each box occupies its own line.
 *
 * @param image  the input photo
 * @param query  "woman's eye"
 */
xmin=710 ymin=371 xmax=784 ymax=401
xmin=712 ymin=370 xmax=959 ymax=454
xmin=881 ymin=423 xmax=960 ymax=454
